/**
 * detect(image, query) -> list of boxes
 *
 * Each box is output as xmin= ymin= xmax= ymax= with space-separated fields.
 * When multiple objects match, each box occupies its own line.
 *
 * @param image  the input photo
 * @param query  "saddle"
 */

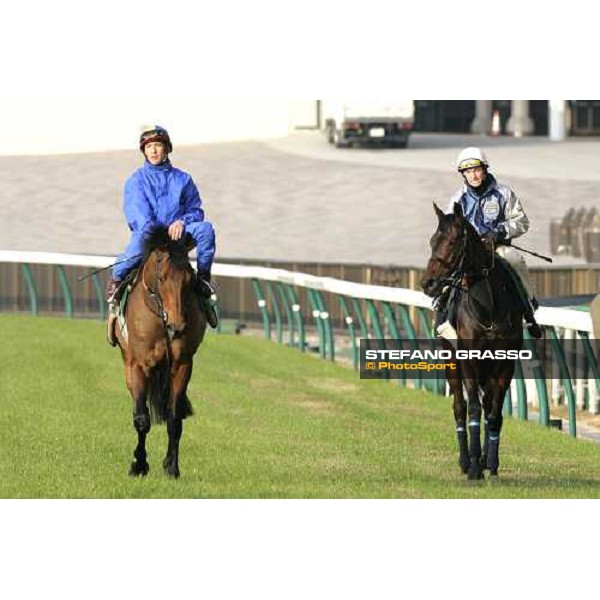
xmin=107 ymin=267 xmax=219 ymax=347
xmin=441 ymin=256 xmax=524 ymax=329
xmin=108 ymin=269 xmax=140 ymax=347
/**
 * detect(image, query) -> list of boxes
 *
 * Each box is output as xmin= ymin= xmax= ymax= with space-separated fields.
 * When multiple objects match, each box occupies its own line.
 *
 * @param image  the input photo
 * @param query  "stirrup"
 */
xmin=203 ymin=297 xmax=219 ymax=329
xmin=107 ymin=311 xmax=118 ymax=347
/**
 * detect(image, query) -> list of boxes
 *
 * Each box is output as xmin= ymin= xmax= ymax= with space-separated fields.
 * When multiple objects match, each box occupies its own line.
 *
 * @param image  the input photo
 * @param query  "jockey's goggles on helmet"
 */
xmin=458 ymin=158 xmax=485 ymax=172
xmin=139 ymin=126 xmax=173 ymax=153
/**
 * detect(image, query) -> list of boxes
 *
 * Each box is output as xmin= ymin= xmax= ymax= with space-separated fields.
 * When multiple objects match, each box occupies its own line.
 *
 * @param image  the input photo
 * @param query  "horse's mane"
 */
xmin=443 ymin=211 xmax=488 ymax=256
xmin=142 ymin=227 xmax=192 ymax=269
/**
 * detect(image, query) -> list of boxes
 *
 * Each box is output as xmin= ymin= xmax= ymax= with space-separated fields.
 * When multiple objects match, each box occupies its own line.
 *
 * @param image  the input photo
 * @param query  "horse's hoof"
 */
xmin=163 ymin=458 xmax=180 ymax=479
xmin=165 ymin=467 xmax=180 ymax=479
xmin=459 ymin=458 xmax=470 ymax=474
xmin=467 ymin=468 xmax=485 ymax=481
xmin=129 ymin=462 xmax=149 ymax=477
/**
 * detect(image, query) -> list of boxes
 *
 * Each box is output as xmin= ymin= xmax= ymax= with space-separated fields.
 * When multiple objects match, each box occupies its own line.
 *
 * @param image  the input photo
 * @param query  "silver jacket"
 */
xmin=446 ymin=178 xmax=529 ymax=240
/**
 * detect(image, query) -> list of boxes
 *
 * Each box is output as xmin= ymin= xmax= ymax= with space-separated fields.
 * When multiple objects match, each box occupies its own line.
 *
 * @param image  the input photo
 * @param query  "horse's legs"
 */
xmin=448 ymin=370 xmax=470 ymax=474
xmin=483 ymin=368 xmax=513 ymax=477
xmin=164 ymin=417 xmax=183 ymax=479
xmin=481 ymin=381 xmax=492 ymax=470
xmin=163 ymin=363 xmax=192 ymax=479
xmin=464 ymin=378 xmax=484 ymax=481
xmin=129 ymin=364 xmax=151 ymax=477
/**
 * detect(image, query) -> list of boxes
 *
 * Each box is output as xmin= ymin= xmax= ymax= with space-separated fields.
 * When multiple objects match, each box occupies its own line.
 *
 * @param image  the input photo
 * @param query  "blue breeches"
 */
xmin=113 ymin=221 xmax=216 ymax=280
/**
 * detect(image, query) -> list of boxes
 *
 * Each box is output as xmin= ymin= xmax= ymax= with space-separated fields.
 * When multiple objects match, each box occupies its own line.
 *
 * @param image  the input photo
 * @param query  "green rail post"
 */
xmin=417 ymin=307 xmax=445 ymax=395
xmin=339 ymin=296 xmax=359 ymax=370
xmin=417 ymin=307 xmax=432 ymax=338
xmin=397 ymin=304 xmax=423 ymax=390
xmin=308 ymin=289 xmax=326 ymax=359
xmin=514 ymin=358 xmax=527 ymax=421
xmin=548 ymin=327 xmax=577 ymax=437
xmin=251 ymin=278 xmax=271 ymax=340
xmin=503 ymin=386 xmax=513 ymax=417
xmin=56 ymin=265 xmax=74 ymax=318
xmin=366 ymin=299 xmax=389 ymax=381
xmin=523 ymin=330 xmax=550 ymax=427
xmin=366 ymin=299 xmax=384 ymax=338
xmin=277 ymin=282 xmax=294 ymax=347
xmin=382 ymin=302 xmax=400 ymax=339
xmin=266 ymin=282 xmax=283 ymax=344
xmin=315 ymin=291 xmax=335 ymax=362
xmin=351 ymin=298 xmax=369 ymax=339
xmin=286 ymin=285 xmax=305 ymax=352
xmin=381 ymin=302 xmax=407 ymax=387
xmin=91 ymin=272 xmax=106 ymax=320
xmin=20 ymin=264 xmax=39 ymax=316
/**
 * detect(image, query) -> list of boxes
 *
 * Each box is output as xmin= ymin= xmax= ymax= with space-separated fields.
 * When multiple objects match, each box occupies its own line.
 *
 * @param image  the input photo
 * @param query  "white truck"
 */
xmin=322 ymin=100 xmax=415 ymax=148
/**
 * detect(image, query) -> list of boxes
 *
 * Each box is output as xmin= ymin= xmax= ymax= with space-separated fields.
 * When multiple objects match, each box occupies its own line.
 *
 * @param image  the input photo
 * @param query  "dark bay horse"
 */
xmin=115 ymin=228 xmax=206 ymax=478
xmin=421 ymin=203 xmax=524 ymax=480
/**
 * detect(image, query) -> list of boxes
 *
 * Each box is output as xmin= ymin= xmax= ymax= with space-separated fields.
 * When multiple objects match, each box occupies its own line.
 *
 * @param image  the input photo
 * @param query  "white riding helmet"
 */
xmin=456 ymin=147 xmax=489 ymax=172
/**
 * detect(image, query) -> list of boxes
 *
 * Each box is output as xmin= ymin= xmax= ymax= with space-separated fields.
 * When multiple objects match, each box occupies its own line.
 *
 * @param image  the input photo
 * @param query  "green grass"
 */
xmin=2 ymin=314 xmax=600 ymax=498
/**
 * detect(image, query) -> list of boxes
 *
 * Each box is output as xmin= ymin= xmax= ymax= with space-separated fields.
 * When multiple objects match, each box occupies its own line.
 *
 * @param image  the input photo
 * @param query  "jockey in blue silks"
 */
xmin=106 ymin=125 xmax=218 ymax=344
xmin=435 ymin=147 xmax=541 ymax=340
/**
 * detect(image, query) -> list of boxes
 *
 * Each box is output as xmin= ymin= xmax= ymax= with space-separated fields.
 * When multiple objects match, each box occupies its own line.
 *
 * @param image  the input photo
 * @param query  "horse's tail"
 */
xmin=147 ymin=364 xmax=193 ymax=425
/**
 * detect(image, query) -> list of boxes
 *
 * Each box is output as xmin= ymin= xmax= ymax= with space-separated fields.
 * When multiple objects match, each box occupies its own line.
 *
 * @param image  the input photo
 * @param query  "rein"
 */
xmin=141 ymin=255 xmax=175 ymax=393
xmin=434 ymin=225 xmax=502 ymax=332
xmin=437 ymin=227 xmax=495 ymax=292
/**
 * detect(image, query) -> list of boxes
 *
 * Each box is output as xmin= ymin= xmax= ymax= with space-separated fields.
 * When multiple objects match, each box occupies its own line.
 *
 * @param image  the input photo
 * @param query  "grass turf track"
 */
xmin=1 ymin=314 xmax=600 ymax=498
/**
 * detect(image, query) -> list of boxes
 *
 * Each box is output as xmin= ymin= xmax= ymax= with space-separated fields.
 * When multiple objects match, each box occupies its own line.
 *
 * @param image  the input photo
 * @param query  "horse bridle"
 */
xmin=141 ymin=254 xmax=187 ymax=345
xmin=433 ymin=225 xmax=503 ymax=332
xmin=142 ymin=254 xmax=170 ymax=323
xmin=435 ymin=225 xmax=496 ymax=293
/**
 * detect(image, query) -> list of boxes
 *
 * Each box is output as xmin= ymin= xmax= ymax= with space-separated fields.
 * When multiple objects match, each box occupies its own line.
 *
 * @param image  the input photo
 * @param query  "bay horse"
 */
xmin=114 ymin=228 xmax=206 ymax=478
xmin=420 ymin=202 xmax=524 ymax=480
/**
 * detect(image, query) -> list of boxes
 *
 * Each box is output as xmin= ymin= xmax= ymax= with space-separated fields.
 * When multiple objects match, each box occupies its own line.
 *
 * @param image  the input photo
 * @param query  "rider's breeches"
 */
xmin=113 ymin=221 xmax=216 ymax=281
xmin=496 ymin=245 xmax=534 ymax=299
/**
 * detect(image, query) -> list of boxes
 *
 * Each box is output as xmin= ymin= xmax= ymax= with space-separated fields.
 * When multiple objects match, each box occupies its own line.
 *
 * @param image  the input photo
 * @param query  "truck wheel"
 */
xmin=334 ymin=129 xmax=349 ymax=149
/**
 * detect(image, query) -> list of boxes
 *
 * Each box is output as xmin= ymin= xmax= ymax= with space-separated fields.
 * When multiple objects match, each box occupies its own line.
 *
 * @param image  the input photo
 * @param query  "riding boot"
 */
xmin=196 ymin=271 xmax=219 ymax=329
xmin=106 ymin=277 xmax=122 ymax=347
xmin=524 ymin=302 xmax=543 ymax=339
xmin=501 ymin=259 xmax=542 ymax=339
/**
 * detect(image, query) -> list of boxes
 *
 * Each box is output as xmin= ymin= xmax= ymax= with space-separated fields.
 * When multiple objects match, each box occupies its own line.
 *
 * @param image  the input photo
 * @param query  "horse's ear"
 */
xmin=433 ymin=202 xmax=444 ymax=221
xmin=453 ymin=202 xmax=464 ymax=221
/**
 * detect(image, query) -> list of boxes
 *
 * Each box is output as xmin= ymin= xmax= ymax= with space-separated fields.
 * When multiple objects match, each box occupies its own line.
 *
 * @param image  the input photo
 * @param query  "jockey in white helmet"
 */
xmin=435 ymin=147 xmax=541 ymax=340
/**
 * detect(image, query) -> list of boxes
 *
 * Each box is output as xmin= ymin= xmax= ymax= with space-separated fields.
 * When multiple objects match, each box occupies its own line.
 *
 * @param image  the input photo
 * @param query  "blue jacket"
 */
xmin=446 ymin=174 xmax=529 ymax=240
xmin=124 ymin=160 xmax=204 ymax=234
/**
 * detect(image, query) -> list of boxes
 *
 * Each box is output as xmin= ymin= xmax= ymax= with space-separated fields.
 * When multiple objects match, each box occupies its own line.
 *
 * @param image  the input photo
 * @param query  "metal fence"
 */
xmin=1 ymin=251 xmax=600 ymax=440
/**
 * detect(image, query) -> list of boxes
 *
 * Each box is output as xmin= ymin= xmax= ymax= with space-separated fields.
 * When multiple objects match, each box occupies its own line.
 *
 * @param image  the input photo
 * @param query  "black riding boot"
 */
xmin=500 ymin=260 xmax=542 ymax=339
xmin=196 ymin=271 xmax=219 ymax=329
xmin=106 ymin=277 xmax=123 ymax=347
xmin=523 ymin=304 xmax=542 ymax=338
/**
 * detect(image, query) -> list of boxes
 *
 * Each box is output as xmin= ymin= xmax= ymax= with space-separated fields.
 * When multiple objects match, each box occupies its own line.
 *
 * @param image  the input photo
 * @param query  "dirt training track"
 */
xmin=1 ymin=132 xmax=599 ymax=268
